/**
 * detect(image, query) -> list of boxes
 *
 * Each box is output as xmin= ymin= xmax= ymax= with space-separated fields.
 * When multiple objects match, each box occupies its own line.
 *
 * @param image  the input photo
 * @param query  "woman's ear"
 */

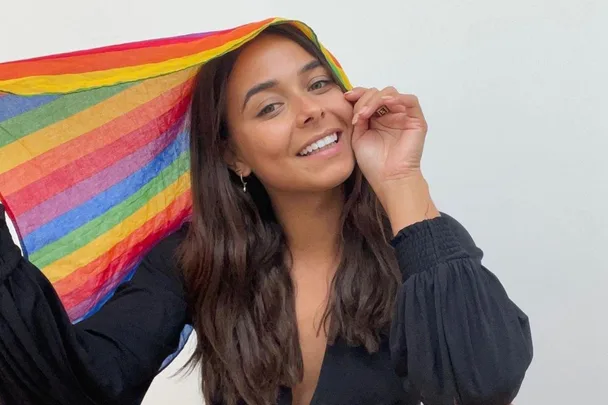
xmin=223 ymin=142 xmax=252 ymax=177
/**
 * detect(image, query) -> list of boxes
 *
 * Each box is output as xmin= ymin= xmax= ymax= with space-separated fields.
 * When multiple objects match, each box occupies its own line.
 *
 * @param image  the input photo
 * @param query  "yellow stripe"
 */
xmin=0 ymin=68 xmax=195 ymax=174
xmin=0 ymin=18 xmax=353 ymax=95
xmin=0 ymin=22 xmax=278 ymax=95
xmin=43 ymin=172 xmax=191 ymax=283
xmin=322 ymin=47 xmax=352 ymax=89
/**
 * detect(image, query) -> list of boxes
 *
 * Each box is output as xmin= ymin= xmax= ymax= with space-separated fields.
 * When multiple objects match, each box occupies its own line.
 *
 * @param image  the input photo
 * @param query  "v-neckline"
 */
xmin=306 ymin=341 xmax=330 ymax=405
xmin=283 ymin=341 xmax=332 ymax=405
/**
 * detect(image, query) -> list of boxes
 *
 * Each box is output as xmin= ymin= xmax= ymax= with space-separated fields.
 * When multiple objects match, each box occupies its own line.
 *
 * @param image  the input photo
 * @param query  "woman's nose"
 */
xmin=295 ymin=95 xmax=325 ymax=127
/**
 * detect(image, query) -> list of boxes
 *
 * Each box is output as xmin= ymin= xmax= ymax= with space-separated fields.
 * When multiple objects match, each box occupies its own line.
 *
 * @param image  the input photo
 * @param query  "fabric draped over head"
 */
xmin=0 ymin=17 xmax=352 ymax=369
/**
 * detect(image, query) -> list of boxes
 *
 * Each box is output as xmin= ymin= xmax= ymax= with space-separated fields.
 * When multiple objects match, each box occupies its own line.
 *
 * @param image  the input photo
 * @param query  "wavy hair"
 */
xmin=178 ymin=24 xmax=400 ymax=405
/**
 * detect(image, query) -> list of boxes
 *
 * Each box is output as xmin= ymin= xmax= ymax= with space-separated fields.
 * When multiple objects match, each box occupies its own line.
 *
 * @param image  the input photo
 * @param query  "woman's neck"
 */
xmin=269 ymin=187 xmax=343 ymax=268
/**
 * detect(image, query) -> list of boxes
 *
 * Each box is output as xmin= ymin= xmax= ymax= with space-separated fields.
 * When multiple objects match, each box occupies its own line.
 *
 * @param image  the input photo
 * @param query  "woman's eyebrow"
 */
xmin=299 ymin=60 xmax=321 ymax=75
xmin=242 ymin=80 xmax=278 ymax=111
xmin=242 ymin=60 xmax=322 ymax=111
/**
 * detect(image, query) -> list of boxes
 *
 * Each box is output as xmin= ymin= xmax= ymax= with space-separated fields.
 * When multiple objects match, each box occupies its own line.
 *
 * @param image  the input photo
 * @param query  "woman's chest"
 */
xmin=278 ymin=338 xmax=419 ymax=405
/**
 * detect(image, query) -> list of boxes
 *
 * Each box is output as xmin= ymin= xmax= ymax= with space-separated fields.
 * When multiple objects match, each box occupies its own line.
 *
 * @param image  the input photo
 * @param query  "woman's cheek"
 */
xmin=332 ymin=91 xmax=354 ymax=120
xmin=253 ymin=125 xmax=292 ymax=159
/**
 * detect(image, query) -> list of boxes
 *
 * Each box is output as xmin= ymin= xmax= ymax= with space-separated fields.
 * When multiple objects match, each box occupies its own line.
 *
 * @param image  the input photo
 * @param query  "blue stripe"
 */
xmin=160 ymin=325 xmax=194 ymax=370
xmin=23 ymin=129 xmax=188 ymax=253
xmin=0 ymin=94 xmax=59 ymax=122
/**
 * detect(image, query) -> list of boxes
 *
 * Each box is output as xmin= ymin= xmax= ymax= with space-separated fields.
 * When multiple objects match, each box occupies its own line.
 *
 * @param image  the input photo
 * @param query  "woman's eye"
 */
xmin=309 ymin=79 xmax=331 ymax=91
xmin=258 ymin=103 xmax=277 ymax=116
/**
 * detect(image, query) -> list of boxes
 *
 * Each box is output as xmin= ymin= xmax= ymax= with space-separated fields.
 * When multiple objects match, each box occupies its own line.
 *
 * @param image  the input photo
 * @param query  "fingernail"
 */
xmin=344 ymin=90 xmax=353 ymax=96
xmin=359 ymin=106 xmax=370 ymax=116
xmin=352 ymin=113 xmax=359 ymax=125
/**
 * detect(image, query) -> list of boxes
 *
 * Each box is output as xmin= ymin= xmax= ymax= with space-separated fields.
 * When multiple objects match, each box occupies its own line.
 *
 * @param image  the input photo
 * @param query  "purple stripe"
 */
xmin=17 ymin=120 xmax=182 ymax=236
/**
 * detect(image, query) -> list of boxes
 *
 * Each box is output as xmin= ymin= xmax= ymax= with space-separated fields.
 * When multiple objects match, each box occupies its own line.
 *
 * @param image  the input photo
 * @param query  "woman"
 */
xmin=0 ymin=22 xmax=532 ymax=405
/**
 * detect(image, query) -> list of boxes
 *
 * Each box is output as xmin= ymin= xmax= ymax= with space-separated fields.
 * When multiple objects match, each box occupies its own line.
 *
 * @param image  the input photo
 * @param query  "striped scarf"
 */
xmin=0 ymin=17 xmax=351 ymax=368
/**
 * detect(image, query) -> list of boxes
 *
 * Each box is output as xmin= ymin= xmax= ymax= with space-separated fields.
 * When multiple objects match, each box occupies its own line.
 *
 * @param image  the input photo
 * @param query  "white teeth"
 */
xmin=298 ymin=133 xmax=339 ymax=156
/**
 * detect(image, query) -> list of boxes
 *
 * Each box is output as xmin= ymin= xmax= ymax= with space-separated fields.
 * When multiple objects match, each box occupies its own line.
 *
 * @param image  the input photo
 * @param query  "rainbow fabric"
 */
xmin=0 ymin=18 xmax=351 ymax=368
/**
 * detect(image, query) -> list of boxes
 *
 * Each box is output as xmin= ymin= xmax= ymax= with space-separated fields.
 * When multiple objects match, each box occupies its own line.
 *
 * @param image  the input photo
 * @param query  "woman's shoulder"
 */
xmin=142 ymin=221 xmax=190 ymax=274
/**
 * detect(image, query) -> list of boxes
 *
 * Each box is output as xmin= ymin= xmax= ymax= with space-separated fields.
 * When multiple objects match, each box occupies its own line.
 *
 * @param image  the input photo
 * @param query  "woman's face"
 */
xmin=224 ymin=33 xmax=355 ymax=194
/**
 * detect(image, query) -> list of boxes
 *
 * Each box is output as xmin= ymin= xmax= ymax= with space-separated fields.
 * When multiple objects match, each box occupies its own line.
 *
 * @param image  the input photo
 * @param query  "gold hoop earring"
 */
xmin=239 ymin=173 xmax=247 ymax=192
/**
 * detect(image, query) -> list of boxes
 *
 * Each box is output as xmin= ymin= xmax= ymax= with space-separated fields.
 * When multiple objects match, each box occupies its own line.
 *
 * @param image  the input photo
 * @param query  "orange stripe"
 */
xmin=0 ymin=78 xmax=193 ymax=196
xmin=0 ymin=19 xmax=273 ymax=80
xmin=54 ymin=191 xmax=191 ymax=302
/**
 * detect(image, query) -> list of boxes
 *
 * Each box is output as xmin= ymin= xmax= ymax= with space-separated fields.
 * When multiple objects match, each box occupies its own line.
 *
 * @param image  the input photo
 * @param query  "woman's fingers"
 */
xmin=380 ymin=93 xmax=425 ymax=120
xmin=343 ymin=87 xmax=367 ymax=102
xmin=347 ymin=86 xmax=425 ymax=128
xmin=352 ymin=87 xmax=404 ymax=125
xmin=346 ymin=87 xmax=422 ymax=119
xmin=351 ymin=88 xmax=379 ymax=124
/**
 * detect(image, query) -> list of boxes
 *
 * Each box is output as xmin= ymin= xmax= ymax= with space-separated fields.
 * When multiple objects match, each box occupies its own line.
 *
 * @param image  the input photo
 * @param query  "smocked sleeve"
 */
xmin=389 ymin=213 xmax=533 ymax=405
xmin=0 ymin=205 xmax=189 ymax=405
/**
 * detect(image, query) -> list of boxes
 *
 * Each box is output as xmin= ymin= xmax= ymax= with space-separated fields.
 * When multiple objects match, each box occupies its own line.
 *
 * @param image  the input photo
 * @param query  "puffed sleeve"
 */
xmin=0 ymin=204 xmax=189 ymax=405
xmin=389 ymin=213 xmax=533 ymax=405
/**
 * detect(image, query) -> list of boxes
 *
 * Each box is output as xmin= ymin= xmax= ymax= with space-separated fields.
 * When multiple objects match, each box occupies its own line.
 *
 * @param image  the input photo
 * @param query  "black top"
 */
xmin=0 ymin=205 xmax=533 ymax=405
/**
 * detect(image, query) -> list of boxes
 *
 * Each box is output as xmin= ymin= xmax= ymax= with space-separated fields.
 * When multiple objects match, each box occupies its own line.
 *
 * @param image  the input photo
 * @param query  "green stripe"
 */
xmin=31 ymin=152 xmax=189 ymax=268
xmin=0 ymin=82 xmax=136 ymax=148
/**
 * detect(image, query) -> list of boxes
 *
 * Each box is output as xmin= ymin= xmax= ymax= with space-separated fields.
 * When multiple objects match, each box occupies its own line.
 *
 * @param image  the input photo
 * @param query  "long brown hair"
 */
xmin=179 ymin=24 xmax=400 ymax=405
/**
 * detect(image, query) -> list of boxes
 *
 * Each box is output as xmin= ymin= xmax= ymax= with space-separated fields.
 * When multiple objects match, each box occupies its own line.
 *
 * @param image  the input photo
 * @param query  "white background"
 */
xmin=2 ymin=1 xmax=607 ymax=404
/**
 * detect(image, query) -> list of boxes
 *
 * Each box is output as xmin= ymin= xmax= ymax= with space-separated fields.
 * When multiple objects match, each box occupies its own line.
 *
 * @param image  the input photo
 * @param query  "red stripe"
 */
xmin=15 ymin=29 xmax=231 ymax=61
xmin=326 ymin=50 xmax=343 ymax=68
xmin=55 ymin=191 xmax=192 ymax=310
xmin=0 ymin=19 xmax=275 ymax=80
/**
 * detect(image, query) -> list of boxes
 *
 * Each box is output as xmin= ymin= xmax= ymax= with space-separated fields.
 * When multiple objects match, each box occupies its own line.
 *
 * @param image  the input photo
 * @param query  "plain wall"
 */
xmin=2 ymin=1 xmax=607 ymax=404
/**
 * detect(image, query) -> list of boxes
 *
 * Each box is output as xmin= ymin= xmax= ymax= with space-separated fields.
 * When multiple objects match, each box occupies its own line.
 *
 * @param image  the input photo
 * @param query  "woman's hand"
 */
xmin=345 ymin=87 xmax=440 ymax=232
xmin=345 ymin=86 xmax=427 ymax=188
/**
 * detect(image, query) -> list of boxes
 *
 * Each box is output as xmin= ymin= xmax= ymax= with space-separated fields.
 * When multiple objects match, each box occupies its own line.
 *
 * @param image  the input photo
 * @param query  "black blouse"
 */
xmin=0 ymin=205 xmax=532 ymax=405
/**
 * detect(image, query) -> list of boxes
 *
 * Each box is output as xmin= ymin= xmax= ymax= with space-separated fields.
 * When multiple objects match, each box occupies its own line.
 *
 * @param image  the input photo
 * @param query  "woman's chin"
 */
xmin=262 ymin=157 xmax=356 ymax=194
xmin=306 ymin=161 xmax=355 ymax=192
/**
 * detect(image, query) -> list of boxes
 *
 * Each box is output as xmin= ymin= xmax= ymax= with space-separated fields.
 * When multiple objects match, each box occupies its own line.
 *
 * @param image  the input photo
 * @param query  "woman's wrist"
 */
xmin=376 ymin=174 xmax=441 ymax=235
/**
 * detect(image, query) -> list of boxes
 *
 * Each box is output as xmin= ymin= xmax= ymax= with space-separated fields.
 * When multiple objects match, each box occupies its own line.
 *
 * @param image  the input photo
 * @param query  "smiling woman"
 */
xmin=219 ymin=27 xmax=356 ymax=196
xmin=0 ymin=18 xmax=532 ymax=405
